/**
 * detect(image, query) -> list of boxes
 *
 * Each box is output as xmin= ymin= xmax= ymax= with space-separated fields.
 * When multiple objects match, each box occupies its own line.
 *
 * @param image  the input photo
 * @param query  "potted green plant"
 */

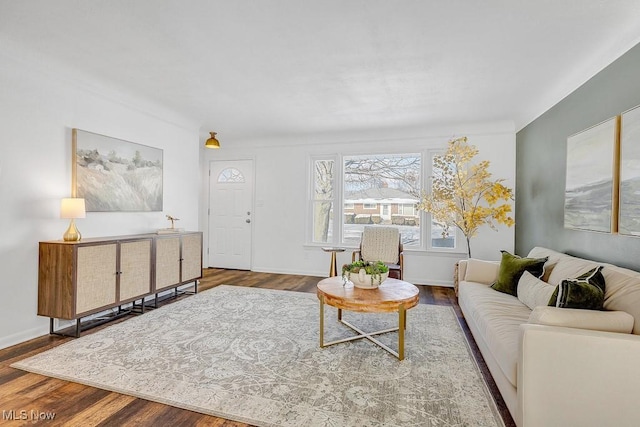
xmin=341 ymin=260 xmax=390 ymax=289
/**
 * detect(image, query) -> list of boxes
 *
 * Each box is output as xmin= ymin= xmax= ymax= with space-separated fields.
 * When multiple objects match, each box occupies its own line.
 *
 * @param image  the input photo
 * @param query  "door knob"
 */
xmin=246 ymin=219 xmax=251 ymax=223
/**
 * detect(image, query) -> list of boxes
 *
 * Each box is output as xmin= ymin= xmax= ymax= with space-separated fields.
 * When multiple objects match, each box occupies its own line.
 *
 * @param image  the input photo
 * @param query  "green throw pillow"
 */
xmin=548 ymin=266 xmax=606 ymax=310
xmin=490 ymin=250 xmax=548 ymax=296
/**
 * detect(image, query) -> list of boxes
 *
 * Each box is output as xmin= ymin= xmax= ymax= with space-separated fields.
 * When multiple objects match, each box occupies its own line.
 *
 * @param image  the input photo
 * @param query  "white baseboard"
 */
xmin=0 ymin=324 xmax=48 ymax=351
xmin=249 ymin=267 xmax=454 ymax=288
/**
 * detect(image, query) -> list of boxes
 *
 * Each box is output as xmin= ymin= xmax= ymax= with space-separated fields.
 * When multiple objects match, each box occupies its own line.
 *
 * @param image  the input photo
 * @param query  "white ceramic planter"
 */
xmin=347 ymin=270 xmax=389 ymax=289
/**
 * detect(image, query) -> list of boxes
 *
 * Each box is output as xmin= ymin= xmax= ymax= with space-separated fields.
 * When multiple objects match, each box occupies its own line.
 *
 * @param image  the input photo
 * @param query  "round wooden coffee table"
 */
xmin=317 ymin=276 xmax=419 ymax=360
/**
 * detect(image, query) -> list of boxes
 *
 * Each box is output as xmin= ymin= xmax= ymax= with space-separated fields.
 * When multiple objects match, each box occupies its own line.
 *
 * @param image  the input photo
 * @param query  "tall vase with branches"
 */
xmin=418 ymin=137 xmax=514 ymax=258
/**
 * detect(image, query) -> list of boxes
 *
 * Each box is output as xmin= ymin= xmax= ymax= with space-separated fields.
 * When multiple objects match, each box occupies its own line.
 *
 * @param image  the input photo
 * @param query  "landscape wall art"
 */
xmin=564 ymin=116 xmax=619 ymax=233
xmin=72 ymin=129 xmax=163 ymax=212
xmin=619 ymin=105 xmax=640 ymax=236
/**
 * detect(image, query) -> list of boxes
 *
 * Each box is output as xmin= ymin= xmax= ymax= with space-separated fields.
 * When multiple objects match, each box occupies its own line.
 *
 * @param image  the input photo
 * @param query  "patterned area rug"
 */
xmin=13 ymin=285 xmax=503 ymax=426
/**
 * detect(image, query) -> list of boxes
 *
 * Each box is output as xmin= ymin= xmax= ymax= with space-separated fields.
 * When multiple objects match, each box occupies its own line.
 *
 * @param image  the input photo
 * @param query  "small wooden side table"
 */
xmin=322 ymin=247 xmax=346 ymax=277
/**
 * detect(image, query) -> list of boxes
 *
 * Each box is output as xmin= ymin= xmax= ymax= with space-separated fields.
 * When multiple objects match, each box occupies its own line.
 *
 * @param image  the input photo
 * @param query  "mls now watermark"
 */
xmin=2 ymin=409 xmax=56 ymax=422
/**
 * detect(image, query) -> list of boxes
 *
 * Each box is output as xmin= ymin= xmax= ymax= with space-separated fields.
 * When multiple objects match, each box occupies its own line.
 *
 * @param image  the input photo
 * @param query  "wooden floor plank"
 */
xmin=0 ymin=268 xmax=513 ymax=427
xmin=62 ymin=393 xmax=137 ymax=427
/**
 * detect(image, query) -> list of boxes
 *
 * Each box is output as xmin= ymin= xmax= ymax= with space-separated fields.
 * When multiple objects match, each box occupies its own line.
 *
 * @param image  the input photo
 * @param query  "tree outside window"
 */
xmin=312 ymin=160 xmax=334 ymax=243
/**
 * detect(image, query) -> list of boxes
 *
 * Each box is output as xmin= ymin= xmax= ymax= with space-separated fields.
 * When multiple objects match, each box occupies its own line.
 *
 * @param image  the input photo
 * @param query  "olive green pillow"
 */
xmin=548 ymin=266 xmax=606 ymax=310
xmin=490 ymin=250 xmax=548 ymax=296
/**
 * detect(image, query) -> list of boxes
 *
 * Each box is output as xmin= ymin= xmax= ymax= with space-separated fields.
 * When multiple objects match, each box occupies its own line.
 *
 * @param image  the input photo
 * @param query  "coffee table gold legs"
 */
xmin=319 ymin=299 xmax=408 ymax=360
xmin=319 ymin=295 xmax=325 ymax=347
xmin=399 ymin=304 xmax=405 ymax=360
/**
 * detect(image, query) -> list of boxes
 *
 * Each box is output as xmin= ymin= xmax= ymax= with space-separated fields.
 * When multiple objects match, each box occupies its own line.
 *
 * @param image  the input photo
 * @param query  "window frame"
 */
xmin=307 ymin=150 xmax=465 ymax=254
xmin=424 ymin=149 xmax=462 ymax=252
xmin=307 ymin=155 xmax=339 ymax=245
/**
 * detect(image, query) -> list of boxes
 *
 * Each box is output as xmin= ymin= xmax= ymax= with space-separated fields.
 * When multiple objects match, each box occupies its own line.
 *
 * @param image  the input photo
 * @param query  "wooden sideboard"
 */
xmin=38 ymin=231 xmax=203 ymax=336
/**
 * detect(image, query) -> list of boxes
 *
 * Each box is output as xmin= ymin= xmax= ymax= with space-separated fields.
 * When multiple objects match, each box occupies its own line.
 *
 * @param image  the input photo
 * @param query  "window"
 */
xmin=343 ymin=153 xmax=421 ymax=246
xmin=309 ymin=151 xmax=460 ymax=252
xmin=398 ymin=204 xmax=416 ymax=215
xmin=428 ymin=151 xmax=457 ymax=249
xmin=310 ymin=159 xmax=335 ymax=243
xmin=217 ymin=167 xmax=245 ymax=183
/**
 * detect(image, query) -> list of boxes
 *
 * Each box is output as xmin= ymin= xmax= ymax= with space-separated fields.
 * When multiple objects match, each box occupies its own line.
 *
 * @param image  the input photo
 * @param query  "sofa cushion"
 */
xmin=491 ymin=250 xmax=548 ymax=296
xmin=465 ymin=258 xmax=499 ymax=284
xmin=517 ymin=271 xmax=556 ymax=310
xmin=527 ymin=246 xmax=565 ymax=283
xmin=459 ymin=280 xmax=531 ymax=387
xmin=549 ymin=266 xmax=605 ymax=310
xmin=547 ymin=256 xmax=598 ymax=287
xmin=528 ymin=306 xmax=634 ymax=334
xmin=601 ymin=266 xmax=640 ymax=335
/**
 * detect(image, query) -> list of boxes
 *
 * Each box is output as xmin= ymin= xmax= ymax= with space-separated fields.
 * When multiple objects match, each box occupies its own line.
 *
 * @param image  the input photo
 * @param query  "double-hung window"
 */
xmin=310 ymin=157 xmax=335 ymax=243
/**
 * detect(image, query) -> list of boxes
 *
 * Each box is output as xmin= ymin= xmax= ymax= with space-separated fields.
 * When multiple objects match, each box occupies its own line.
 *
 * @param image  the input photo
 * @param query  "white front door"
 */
xmin=208 ymin=160 xmax=253 ymax=270
xmin=381 ymin=204 xmax=391 ymax=221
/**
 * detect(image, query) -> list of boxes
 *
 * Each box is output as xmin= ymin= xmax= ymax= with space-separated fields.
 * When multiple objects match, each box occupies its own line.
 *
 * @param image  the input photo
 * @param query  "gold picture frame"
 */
xmin=619 ymin=105 xmax=640 ymax=236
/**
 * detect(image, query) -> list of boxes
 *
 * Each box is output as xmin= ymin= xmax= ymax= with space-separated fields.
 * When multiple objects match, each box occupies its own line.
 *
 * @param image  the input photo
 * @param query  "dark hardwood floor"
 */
xmin=0 ymin=269 xmax=514 ymax=426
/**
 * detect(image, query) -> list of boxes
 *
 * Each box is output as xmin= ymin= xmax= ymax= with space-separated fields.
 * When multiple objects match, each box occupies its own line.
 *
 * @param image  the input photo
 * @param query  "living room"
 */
xmin=2 ymin=1 xmax=640 ymax=426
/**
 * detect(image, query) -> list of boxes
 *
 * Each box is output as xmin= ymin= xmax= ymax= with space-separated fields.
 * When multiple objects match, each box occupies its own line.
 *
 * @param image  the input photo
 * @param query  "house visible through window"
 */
xmin=343 ymin=153 xmax=421 ymax=246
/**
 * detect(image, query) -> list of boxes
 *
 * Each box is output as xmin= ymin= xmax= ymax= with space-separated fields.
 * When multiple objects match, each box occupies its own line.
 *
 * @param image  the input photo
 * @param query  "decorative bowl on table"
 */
xmin=342 ymin=260 xmax=389 ymax=289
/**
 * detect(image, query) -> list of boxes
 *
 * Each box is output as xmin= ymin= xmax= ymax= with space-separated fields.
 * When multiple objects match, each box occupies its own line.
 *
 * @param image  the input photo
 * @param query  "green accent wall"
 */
xmin=516 ymin=43 xmax=640 ymax=269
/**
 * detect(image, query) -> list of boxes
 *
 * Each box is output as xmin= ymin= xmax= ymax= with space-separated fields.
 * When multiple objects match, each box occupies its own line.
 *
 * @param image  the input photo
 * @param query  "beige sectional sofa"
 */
xmin=457 ymin=247 xmax=640 ymax=427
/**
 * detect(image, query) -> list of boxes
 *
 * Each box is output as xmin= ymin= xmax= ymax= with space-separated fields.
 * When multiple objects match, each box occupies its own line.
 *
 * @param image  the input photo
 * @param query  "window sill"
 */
xmin=304 ymin=243 xmax=466 ymax=257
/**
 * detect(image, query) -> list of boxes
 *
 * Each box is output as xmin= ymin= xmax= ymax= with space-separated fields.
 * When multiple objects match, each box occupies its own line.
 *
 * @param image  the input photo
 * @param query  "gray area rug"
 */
xmin=13 ymin=285 xmax=503 ymax=426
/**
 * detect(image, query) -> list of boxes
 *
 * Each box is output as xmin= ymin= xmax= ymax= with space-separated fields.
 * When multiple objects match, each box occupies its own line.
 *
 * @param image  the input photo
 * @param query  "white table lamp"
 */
xmin=60 ymin=198 xmax=86 ymax=241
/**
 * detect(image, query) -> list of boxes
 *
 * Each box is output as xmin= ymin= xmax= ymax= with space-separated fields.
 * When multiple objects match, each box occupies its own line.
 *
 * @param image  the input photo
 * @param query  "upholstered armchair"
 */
xmin=352 ymin=226 xmax=404 ymax=280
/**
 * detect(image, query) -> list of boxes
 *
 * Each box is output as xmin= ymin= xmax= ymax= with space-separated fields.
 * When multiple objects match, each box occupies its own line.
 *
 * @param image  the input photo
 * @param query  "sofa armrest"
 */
xmin=457 ymin=259 xmax=468 ymax=283
xmin=518 ymin=324 xmax=640 ymax=427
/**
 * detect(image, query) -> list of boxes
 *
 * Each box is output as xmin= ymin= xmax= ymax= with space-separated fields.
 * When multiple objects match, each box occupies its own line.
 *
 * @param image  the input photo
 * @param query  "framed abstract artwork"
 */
xmin=564 ymin=116 xmax=620 ymax=233
xmin=72 ymin=129 xmax=163 ymax=212
xmin=619 ymin=105 xmax=640 ymax=236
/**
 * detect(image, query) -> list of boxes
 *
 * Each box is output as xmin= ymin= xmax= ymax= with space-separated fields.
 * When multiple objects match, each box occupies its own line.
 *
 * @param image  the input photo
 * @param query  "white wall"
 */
xmin=0 ymin=43 xmax=200 ymax=349
xmin=201 ymin=123 xmax=516 ymax=286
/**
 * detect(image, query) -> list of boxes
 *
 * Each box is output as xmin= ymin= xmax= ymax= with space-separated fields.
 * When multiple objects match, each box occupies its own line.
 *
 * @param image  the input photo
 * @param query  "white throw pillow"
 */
xmin=517 ymin=270 xmax=555 ymax=310
xmin=528 ymin=306 xmax=634 ymax=334
xmin=464 ymin=258 xmax=499 ymax=285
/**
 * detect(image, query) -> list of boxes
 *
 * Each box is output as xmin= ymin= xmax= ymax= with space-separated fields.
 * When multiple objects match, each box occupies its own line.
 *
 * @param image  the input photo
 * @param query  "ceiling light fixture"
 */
xmin=205 ymin=131 xmax=220 ymax=149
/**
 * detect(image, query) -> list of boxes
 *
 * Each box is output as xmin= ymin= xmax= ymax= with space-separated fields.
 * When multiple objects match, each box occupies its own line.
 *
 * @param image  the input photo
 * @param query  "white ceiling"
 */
xmin=2 ymin=1 xmax=640 ymax=142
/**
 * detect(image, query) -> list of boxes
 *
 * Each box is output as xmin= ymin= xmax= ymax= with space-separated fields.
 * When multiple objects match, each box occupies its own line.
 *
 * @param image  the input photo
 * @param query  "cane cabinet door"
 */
xmin=181 ymin=233 xmax=202 ymax=283
xmin=155 ymin=236 xmax=181 ymax=291
xmin=119 ymin=239 xmax=152 ymax=301
xmin=76 ymin=244 xmax=117 ymax=315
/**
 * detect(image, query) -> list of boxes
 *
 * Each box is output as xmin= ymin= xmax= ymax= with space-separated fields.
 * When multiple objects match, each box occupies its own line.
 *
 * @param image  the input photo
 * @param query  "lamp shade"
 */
xmin=60 ymin=198 xmax=86 ymax=219
xmin=205 ymin=131 xmax=220 ymax=149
